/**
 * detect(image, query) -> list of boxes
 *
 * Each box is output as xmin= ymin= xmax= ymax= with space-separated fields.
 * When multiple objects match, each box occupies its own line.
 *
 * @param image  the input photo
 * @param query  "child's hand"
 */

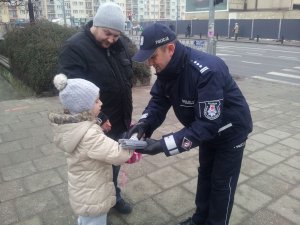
xmin=101 ymin=120 xmax=112 ymax=133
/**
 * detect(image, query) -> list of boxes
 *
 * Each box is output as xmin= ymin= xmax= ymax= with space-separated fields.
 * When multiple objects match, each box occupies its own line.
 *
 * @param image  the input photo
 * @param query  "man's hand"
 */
xmin=135 ymin=138 xmax=163 ymax=155
xmin=128 ymin=122 xmax=150 ymax=139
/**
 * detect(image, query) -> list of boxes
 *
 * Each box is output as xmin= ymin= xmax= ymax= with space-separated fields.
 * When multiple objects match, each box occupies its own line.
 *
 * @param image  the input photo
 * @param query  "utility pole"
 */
xmin=176 ymin=0 xmax=179 ymax=34
xmin=62 ymin=0 xmax=66 ymax=26
xmin=28 ymin=0 xmax=35 ymax=23
xmin=207 ymin=0 xmax=216 ymax=55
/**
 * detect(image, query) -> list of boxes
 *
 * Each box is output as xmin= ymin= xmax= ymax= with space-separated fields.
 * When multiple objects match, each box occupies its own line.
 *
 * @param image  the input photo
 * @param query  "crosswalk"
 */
xmin=253 ymin=66 xmax=300 ymax=86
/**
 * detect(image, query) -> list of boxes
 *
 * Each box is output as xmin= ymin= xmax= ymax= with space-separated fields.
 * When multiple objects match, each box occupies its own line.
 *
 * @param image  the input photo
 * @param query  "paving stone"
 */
xmin=280 ymin=137 xmax=300 ymax=150
xmin=33 ymin=153 xmax=66 ymax=171
xmin=108 ymin=213 xmax=127 ymax=225
xmin=267 ymin=163 xmax=300 ymax=185
xmin=50 ymin=183 xmax=69 ymax=204
xmin=8 ymin=148 xmax=44 ymax=164
xmin=243 ymin=209 xmax=294 ymax=225
xmin=1 ymin=129 xmax=32 ymax=142
xmin=56 ymin=165 xmax=68 ymax=182
xmin=248 ymin=150 xmax=284 ymax=166
xmin=18 ymin=112 xmax=42 ymax=121
xmin=246 ymin=173 xmax=293 ymax=198
xmin=237 ymin=172 xmax=249 ymax=184
xmin=147 ymin=166 xmax=189 ymax=189
xmin=9 ymin=120 xmax=38 ymax=131
xmin=153 ymin=186 xmax=195 ymax=217
xmin=234 ymin=184 xmax=272 ymax=212
xmin=241 ymin=157 xmax=267 ymax=177
xmin=263 ymin=129 xmax=291 ymax=139
xmin=229 ymin=204 xmax=249 ymax=225
xmin=0 ymin=200 xmax=18 ymax=225
xmin=265 ymin=143 xmax=298 ymax=158
xmin=23 ymin=170 xmax=63 ymax=193
xmin=40 ymin=204 xmax=77 ymax=225
xmin=15 ymin=190 xmax=59 ymax=219
xmin=12 ymin=216 xmax=43 ymax=225
xmin=250 ymin=133 xmax=279 ymax=145
xmin=19 ymin=135 xmax=50 ymax=149
xmin=290 ymin=120 xmax=300 ymax=128
xmin=0 ymin=179 xmax=26 ymax=201
xmin=0 ymin=124 xmax=11 ymax=134
xmin=182 ymin=177 xmax=197 ymax=195
xmin=121 ymin=198 xmax=171 ymax=225
xmin=275 ymin=124 xmax=300 ymax=135
xmin=40 ymin=143 xmax=62 ymax=156
xmin=173 ymin=157 xmax=199 ymax=177
xmin=289 ymin=185 xmax=300 ymax=201
xmin=253 ymin=121 xmax=277 ymax=129
xmin=123 ymin=176 xmax=162 ymax=204
xmin=0 ymin=141 xmax=22 ymax=154
xmin=244 ymin=139 xmax=266 ymax=152
xmin=0 ymin=153 xmax=12 ymax=168
xmin=144 ymin=153 xmax=180 ymax=168
xmin=285 ymin=155 xmax=300 ymax=169
xmin=119 ymin=158 xmax=158 ymax=181
xmin=268 ymin=195 xmax=300 ymax=224
xmin=1 ymin=161 xmax=37 ymax=181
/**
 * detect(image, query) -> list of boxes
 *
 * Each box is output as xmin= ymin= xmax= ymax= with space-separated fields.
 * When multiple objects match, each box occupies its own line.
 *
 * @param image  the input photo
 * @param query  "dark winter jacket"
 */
xmin=139 ymin=41 xmax=253 ymax=156
xmin=58 ymin=21 xmax=134 ymax=138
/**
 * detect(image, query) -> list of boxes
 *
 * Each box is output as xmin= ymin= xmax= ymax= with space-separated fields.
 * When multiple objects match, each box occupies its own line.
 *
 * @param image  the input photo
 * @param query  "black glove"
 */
xmin=135 ymin=138 xmax=163 ymax=155
xmin=127 ymin=122 xmax=150 ymax=139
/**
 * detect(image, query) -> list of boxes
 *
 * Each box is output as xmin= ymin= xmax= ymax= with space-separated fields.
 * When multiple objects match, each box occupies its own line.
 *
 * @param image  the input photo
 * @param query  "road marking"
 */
xmin=245 ymin=52 xmax=263 ymax=56
xmin=242 ymin=61 xmax=261 ymax=64
xmin=222 ymin=45 xmax=300 ymax=54
xmin=278 ymin=56 xmax=299 ymax=60
xmin=252 ymin=76 xmax=300 ymax=86
xmin=216 ymin=53 xmax=242 ymax=57
xmin=267 ymin=72 xmax=300 ymax=79
xmin=282 ymin=69 xmax=300 ymax=73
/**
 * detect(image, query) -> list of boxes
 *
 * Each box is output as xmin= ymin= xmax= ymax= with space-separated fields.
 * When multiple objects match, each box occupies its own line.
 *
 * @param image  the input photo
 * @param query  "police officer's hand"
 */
xmin=135 ymin=138 xmax=163 ymax=155
xmin=128 ymin=122 xmax=150 ymax=139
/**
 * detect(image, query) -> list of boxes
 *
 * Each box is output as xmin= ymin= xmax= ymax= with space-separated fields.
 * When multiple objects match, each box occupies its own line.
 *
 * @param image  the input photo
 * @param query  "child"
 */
xmin=49 ymin=74 xmax=134 ymax=225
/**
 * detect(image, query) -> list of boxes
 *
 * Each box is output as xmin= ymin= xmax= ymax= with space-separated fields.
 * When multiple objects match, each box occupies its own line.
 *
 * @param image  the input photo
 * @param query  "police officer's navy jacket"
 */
xmin=140 ymin=41 xmax=253 ymax=156
xmin=58 ymin=21 xmax=133 ymax=138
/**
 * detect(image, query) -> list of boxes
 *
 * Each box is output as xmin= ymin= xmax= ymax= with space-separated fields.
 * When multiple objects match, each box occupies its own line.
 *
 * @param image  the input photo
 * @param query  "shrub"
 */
xmin=0 ymin=20 xmax=151 ymax=95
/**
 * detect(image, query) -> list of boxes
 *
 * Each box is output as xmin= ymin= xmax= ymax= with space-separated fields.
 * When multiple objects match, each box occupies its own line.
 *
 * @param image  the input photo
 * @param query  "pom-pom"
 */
xmin=53 ymin=73 xmax=68 ymax=91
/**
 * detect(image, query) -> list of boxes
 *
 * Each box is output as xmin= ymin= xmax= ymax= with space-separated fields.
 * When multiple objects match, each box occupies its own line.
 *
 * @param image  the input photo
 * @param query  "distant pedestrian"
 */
xmin=169 ymin=23 xmax=175 ymax=32
xmin=49 ymin=74 xmax=134 ymax=225
xmin=233 ymin=22 xmax=239 ymax=41
xmin=185 ymin=24 xmax=191 ymax=38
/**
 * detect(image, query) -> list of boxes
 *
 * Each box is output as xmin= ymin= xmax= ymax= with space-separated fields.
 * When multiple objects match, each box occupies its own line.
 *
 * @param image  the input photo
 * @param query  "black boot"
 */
xmin=113 ymin=199 xmax=132 ymax=214
xmin=177 ymin=217 xmax=197 ymax=225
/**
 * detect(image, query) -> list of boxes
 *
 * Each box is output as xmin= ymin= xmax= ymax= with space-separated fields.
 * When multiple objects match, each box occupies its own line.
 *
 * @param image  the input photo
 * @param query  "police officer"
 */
xmin=128 ymin=23 xmax=252 ymax=225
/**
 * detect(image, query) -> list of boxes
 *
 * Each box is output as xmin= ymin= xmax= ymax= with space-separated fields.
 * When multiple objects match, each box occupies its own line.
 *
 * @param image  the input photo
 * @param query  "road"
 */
xmin=216 ymin=42 xmax=300 ymax=86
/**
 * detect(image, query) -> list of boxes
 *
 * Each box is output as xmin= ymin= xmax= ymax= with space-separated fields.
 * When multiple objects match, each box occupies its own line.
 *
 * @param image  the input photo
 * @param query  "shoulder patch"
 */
xmin=190 ymin=60 xmax=210 ymax=74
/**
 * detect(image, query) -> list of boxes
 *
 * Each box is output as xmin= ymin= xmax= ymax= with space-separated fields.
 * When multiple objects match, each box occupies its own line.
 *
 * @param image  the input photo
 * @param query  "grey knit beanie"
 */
xmin=93 ymin=2 xmax=125 ymax=32
xmin=53 ymin=74 xmax=100 ymax=115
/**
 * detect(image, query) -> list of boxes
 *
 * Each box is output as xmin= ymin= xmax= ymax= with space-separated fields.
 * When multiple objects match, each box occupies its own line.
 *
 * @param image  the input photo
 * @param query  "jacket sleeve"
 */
xmin=84 ymin=125 xmax=133 ymax=165
xmin=57 ymin=43 xmax=88 ymax=78
xmin=139 ymin=81 xmax=172 ymax=137
xmin=161 ymin=68 xmax=227 ymax=156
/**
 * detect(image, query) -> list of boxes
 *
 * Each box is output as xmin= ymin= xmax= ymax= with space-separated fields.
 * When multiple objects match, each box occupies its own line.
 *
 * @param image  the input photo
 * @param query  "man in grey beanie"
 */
xmin=58 ymin=2 xmax=134 ymax=214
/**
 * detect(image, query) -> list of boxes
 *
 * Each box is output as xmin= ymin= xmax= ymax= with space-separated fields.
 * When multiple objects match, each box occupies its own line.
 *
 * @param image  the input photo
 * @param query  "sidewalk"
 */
xmin=0 ymin=74 xmax=299 ymax=225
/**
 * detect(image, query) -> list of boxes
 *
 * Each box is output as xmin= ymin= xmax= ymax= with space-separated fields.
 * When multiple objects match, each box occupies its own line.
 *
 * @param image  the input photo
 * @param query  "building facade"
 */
xmin=0 ymin=0 xmax=299 ymax=24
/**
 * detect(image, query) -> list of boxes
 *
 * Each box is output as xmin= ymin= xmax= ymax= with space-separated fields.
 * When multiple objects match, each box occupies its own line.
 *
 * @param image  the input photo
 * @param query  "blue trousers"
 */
xmin=192 ymin=141 xmax=245 ymax=225
xmin=78 ymin=214 xmax=107 ymax=225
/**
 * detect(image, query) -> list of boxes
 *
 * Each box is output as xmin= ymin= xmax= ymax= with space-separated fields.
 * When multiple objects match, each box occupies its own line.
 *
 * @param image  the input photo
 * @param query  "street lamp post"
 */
xmin=28 ymin=0 xmax=35 ymax=23
xmin=207 ymin=0 xmax=216 ymax=55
